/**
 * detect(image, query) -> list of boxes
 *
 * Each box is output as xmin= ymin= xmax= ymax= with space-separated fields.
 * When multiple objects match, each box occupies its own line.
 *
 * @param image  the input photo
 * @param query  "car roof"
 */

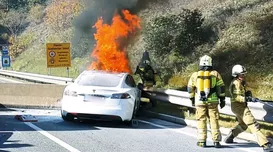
xmin=81 ymin=70 xmax=128 ymax=77
xmin=73 ymin=70 xmax=130 ymax=88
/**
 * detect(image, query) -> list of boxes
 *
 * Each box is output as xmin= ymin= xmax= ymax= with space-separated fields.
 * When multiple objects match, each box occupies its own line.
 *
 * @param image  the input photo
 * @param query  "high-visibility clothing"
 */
xmin=228 ymin=79 xmax=269 ymax=146
xmin=188 ymin=70 xmax=225 ymax=105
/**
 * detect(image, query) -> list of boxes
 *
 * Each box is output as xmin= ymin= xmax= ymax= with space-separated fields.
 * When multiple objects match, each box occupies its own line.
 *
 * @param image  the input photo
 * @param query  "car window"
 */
xmin=125 ymin=75 xmax=136 ymax=87
xmin=76 ymin=73 xmax=122 ymax=87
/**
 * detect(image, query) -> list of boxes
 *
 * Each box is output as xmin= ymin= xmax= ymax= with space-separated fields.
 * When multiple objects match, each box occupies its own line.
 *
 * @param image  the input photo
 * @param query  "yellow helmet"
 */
xmin=199 ymin=55 xmax=212 ymax=67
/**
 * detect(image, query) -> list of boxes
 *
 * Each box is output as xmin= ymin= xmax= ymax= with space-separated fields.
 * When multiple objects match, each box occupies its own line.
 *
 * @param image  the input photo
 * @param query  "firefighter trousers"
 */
xmin=230 ymin=102 xmax=269 ymax=146
xmin=196 ymin=103 xmax=221 ymax=142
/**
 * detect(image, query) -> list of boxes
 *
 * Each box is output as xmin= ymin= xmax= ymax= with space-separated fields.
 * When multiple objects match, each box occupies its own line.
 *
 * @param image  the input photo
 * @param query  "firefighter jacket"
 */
xmin=229 ymin=79 xmax=246 ymax=103
xmin=135 ymin=65 xmax=155 ymax=85
xmin=187 ymin=70 xmax=225 ymax=104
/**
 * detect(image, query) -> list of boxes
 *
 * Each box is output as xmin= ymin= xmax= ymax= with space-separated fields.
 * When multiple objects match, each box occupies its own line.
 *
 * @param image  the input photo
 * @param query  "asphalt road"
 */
xmin=0 ymin=108 xmax=266 ymax=152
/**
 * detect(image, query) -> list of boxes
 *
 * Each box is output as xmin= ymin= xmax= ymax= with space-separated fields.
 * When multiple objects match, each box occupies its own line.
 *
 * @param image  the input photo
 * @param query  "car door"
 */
xmin=124 ymin=75 xmax=140 ymax=108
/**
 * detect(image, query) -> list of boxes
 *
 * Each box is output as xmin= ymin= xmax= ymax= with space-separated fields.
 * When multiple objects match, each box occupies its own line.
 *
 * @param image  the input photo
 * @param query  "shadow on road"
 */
xmin=203 ymin=142 xmax=262 ymax=149
xmin=0 ymin=104 xmax=17 ymax=112
xmin=0 ymin=132 xmax=33 ymax=150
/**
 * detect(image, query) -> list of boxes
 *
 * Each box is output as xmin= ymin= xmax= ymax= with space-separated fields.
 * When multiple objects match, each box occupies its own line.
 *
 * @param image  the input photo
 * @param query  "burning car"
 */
xmin=60 ymin=70 xmax=141 ymax=125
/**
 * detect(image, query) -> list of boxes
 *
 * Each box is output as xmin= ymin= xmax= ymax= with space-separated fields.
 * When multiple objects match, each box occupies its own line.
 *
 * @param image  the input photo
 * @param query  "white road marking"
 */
xmin=25 ymin=122 xmax=81 ymax=152
xmin=139 ymin=120 xmax=259 ymax=152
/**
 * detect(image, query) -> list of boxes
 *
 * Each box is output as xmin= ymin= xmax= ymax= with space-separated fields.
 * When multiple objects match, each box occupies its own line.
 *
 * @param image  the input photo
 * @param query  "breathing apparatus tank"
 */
xmin=204 ymin=71 xmax=210 ymax=100
xmin=197 ymin=70 xmax=211 ymax=101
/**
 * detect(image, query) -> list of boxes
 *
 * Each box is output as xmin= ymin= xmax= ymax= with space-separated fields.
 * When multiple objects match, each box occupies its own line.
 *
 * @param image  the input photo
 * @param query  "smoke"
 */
xmin=72 ymin=0 xmax=169 ymax=64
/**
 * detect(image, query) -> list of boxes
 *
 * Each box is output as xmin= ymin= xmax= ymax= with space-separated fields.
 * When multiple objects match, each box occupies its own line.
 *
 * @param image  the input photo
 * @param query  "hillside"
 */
xmin=1 ymin=0 xmax=273 ymax=100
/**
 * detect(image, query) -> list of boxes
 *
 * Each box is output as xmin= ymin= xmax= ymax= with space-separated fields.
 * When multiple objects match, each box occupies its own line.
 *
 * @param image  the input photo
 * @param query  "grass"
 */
xmin=151 ymin=102 xmax=273 ymax=137
xmin=11 ymin=44 xmax=90 ymax=79
xmin=9 ymin=1 xmax=273 ymax=98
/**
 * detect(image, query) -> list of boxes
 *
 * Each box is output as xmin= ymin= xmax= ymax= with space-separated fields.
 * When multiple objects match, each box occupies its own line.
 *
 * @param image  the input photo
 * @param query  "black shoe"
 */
xmin=263 ymin=142 xmax=273 ymax=152
xmin=224 ymin=131 xmax=234 ymax=143
xmin=214 ymin=142 xmax=221 ymax=148
xmin=197 ymin=142 xmax=206 ymax=147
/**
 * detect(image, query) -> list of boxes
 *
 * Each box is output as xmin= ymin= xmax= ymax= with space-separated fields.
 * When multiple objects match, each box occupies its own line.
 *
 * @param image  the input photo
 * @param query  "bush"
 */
xmin=45 ymin=0 xmax=82 ymax=33
xmin=8 ymin=32 xmax=35 ymax=58
xmin=28 ymin=4 xmax=45 ymax=24
xmin=144 ymin=9 xmax=205 ymax=57
xmin=143 ymin=8 xmax=209 ymax=83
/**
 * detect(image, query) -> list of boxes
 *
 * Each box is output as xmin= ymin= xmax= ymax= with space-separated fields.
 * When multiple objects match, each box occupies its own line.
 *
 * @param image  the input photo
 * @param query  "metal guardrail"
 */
xmin=0 ymin=70 xmax=73 ymax=85
xmin=145 ymin=88 xmax=273 ymax=123
xmin=0 ymin=70 xmax=272 ymax=123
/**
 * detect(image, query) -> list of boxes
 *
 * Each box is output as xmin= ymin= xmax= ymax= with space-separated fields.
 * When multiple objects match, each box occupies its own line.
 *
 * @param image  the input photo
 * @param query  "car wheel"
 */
xmin=61 ymin=110 xmax=74 ymax=121
xmin=150 ymin=99 xmax=157 ymax=107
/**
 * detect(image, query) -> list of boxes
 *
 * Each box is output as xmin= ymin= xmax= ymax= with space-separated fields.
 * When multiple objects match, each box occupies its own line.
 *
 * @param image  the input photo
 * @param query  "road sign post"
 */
xmin=0 ymin=43 xmax=11 ymax=69
xmin=46 ymin=43 xmax=71 ymax=77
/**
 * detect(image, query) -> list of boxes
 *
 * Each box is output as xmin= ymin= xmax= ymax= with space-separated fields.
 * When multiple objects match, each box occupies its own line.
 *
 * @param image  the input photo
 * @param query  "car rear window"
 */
xmin=76 ymin=73 xmax=122 ymax=87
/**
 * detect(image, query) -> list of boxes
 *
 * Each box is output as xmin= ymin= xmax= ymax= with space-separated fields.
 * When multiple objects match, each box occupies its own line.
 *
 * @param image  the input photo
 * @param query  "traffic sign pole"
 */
xmin=67 ymin=67 xmax=69 ymax=78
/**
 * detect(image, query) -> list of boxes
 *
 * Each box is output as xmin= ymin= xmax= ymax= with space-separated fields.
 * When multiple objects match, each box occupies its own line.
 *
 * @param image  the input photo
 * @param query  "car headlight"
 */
xmin=111 ymin=93 xmax=131 ymax=99
xmin=64 ymin=90 xmax=77 ymax=97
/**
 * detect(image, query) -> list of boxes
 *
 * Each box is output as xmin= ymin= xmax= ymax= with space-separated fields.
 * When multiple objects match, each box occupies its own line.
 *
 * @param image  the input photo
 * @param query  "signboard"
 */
xmin=1 ymin=45 xmax=9 ymax=55
xmin=46 ymin=43 xmax=71 ymax=68
xmin=2 ymin=55 xmax=10 ymax=67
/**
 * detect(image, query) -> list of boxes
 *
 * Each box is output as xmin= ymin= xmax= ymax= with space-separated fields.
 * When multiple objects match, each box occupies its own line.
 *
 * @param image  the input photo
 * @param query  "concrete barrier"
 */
xmin=0 ymin=83 xmax=65 ymax=109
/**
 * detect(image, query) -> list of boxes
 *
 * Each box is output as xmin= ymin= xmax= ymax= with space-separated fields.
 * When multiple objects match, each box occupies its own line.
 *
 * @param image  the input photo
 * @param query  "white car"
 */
xmin=60 ymin=70 xmax=141 ymax=125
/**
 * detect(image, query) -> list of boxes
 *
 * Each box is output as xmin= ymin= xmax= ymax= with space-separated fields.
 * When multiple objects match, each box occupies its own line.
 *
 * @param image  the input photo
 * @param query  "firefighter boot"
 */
xmin=224 ymin=131 xmax=234 ymax=143
xmin=263 ymin=142 xmax=273 ymax=152
xmin=214 ymin=142 xmax=221 ymax=148
xmin=197 ymin=142 xmax=206 ymax=147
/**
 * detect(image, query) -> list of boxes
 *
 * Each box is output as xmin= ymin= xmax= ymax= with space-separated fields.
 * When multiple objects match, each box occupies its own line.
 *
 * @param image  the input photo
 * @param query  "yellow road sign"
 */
xmin=46 ymin=43 xmax=71 ymax=68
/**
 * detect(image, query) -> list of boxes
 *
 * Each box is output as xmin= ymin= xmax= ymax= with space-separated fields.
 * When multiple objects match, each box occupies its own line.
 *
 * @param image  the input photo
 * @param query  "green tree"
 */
xmin=7 ymin=0 xmax=47 ymax=10
xmin=28 ymin=4 xmax=45 ymax=24
xmin=45 ymin=0 xmax=82 ymax=33
xmin=0 ymin=8 xmax=27 ymax=58
xmin=144 ymin=9 xmax=206 ymax=82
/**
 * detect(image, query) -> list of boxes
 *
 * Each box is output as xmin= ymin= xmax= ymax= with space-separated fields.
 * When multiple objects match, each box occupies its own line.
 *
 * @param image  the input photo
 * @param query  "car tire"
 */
xmin=150 ymin=99 xmax=157 ymax=107
xmin=61 ymin=110 xmax=74 ymax=121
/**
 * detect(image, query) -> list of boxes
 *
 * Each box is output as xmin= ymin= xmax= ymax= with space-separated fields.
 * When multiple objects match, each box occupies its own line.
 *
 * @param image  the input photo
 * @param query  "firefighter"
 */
xmin=135 ymin=60 xmax=156 ymax=88
xmin=224 ymin=64 xmax=273 ymax=152
xmin=187 ymin=55 xmax=226 ymax=148
xmin=134 ymin=51 xmax=157 ymax=107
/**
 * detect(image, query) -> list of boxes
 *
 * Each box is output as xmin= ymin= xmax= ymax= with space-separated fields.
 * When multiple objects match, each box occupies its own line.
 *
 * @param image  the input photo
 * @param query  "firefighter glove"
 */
xmin=190 ymin=97 xmax=195 ymax=107
xmin=220 ymin=97 xmax=225 ymax=109
xmin=245 ymin=90 xmax=252 ymax=97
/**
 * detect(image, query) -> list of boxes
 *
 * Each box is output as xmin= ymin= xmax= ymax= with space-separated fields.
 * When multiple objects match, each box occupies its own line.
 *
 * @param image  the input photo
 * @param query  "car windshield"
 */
xmin=76 ymin=72 xmax=123 ymax=87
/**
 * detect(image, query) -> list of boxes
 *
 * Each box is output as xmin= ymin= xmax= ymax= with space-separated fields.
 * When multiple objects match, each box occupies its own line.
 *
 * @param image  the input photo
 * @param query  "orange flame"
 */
xmin=89 ymin=10 xmax=141 ymax=73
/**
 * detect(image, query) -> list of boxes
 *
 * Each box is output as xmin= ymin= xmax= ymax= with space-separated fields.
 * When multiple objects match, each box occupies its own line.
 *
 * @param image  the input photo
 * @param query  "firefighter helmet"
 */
xmin=199 ymin=55 xmax=212 ymax=67
xmin=232 ymin=64 xmax=247 ymax=77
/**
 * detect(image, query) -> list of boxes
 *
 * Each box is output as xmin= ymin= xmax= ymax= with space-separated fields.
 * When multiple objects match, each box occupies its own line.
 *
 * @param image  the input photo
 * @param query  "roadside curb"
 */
xmin=143 ymin=110 xmax=259 ymax=143
xmin=0 ymin=104 xmax=61 ymax=110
